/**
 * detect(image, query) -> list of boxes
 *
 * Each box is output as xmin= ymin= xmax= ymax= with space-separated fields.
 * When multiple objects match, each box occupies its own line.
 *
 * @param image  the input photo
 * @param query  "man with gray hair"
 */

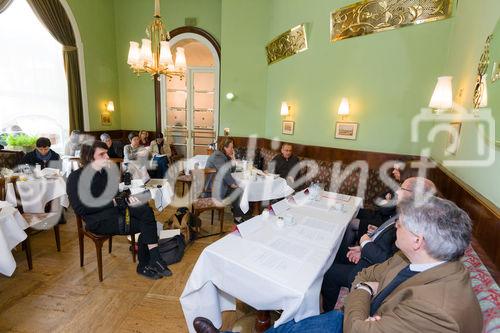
xmin=100 ymin=133 xmax=123 ymax=158
xmin=192 ymin=196 xmax=483 ymax=333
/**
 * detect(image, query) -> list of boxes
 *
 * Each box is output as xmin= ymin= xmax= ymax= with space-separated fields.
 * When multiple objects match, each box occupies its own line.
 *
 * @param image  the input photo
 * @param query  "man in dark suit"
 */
xmin=320 ymin=177 xmax=437 ymax=311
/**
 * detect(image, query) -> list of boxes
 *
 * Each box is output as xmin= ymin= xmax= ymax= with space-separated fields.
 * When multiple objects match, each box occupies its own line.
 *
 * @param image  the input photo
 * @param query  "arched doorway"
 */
xmin=160 ymin=27 xmax=220 ymax=158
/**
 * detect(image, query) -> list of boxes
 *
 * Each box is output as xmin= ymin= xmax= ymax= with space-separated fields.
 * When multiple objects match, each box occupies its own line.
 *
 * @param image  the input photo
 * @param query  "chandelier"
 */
xmin=127 ymin=0 xmax=186 ymax=79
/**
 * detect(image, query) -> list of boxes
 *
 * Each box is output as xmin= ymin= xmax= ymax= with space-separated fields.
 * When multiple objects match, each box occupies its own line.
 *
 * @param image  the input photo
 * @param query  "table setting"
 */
xmin=180 ymin=186 xmax=363 ymax=333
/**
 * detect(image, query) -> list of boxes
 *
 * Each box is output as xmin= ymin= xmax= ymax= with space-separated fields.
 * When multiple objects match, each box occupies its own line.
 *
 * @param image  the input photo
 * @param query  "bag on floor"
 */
xmin=166 ymin=207 xmax=201 ymax=241
xmin=158 ymin=234 xmax=185 ymax=265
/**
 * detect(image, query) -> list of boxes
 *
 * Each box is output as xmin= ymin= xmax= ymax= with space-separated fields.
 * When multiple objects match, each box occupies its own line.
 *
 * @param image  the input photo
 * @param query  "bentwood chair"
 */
xmin=76 ymin=215 xmax=136 ymax=282
xmin=190 ymin=168 xmax=226 ymax=237
xmin=9 ymin=176 xmax=61 ymax=270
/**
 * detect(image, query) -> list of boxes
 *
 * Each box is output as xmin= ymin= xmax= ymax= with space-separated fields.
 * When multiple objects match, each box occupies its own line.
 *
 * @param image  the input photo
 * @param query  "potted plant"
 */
xmin=6 ymin=134 xmax=37 ymax=153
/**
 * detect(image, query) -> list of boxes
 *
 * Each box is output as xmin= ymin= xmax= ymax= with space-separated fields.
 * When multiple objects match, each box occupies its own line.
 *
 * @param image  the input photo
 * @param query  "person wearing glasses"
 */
xmin=320 ymin=177 xmax=437 ymax=312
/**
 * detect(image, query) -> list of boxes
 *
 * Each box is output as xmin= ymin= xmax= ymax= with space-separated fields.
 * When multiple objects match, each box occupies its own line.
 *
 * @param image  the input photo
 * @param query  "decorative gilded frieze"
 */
xmin=266 ymin=24 xmax=308 ymax=65
xmin=330 ymin=0 xmax=453 ymax=42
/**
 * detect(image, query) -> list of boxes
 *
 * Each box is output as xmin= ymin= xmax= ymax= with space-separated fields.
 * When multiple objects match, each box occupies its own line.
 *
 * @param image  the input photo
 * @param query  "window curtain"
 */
xmin=0 ymin=0 xmax=13 ymax=13
xmin=26 ymin=0 xmax=84 ymax=132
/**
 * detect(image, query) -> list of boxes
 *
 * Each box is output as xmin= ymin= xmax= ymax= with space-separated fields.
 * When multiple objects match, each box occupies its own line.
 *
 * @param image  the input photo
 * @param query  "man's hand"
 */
xmin=367 ymin=224 xmax=378 ymax=234
xmin=347 ymin=246 xmax=361 ymax=264
xmin=360 ymin=233 xmax=372 ymax=244
xmin=365 ymin=315 xmax=381 ymax=322
xmin=126 ymin=195 xmax=141 ymax=207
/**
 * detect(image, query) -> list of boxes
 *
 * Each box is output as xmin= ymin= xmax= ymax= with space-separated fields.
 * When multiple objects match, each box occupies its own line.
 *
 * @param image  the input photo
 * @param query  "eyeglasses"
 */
xmin=396 ymin=219 xmax=422 ymax=239
xmin=399 ymin=186 xmax=412 ymax=193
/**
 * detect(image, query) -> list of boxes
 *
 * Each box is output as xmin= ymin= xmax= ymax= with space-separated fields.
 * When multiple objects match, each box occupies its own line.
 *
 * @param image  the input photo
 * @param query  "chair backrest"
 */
xmin=0 ymin=177 xmax=5 ymax=201
xmin=191 ymin=168 xmax=217 ymax=198
xmin=6 ymin=176 xmax=23 ymax=213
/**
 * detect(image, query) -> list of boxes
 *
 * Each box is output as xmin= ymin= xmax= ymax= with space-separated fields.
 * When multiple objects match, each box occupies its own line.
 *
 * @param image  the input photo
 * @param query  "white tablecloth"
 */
xmin=0 ymin=201 xmax=29 ymax=277
xmin=5 ymin=176 xmax=69 ymax=214
xmin=232 ymin=172 xmax=294 ymax=213
xmin=180 ymin=192 xmax=363 ymax=333
xmin=184 ymin=155 xmax=209 ymax=174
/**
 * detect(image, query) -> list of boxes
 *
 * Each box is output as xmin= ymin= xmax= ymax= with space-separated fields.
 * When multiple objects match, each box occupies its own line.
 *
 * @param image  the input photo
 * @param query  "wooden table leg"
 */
xmin=250 ymin=202 xmax=261 ymax=216
xmin=255 ymin=310 xmax=271 ymax=332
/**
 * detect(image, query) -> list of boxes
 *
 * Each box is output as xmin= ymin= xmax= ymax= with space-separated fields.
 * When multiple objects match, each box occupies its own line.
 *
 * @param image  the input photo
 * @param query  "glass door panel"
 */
xmin=192 ymin=71 xmax=216 ymax=156
xmin=166 ymin=75 xmax=188 ymax=158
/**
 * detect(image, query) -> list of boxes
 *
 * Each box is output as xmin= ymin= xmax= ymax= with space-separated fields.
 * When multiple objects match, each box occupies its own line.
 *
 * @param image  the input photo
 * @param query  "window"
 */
xmin=0 ymin=0 xmax=69 ymax=152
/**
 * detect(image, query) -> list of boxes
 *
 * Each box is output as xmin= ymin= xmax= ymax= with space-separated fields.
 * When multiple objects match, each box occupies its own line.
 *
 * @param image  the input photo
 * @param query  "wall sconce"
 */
xmin=105 ymin=101 xmax=115 ymax=112
xmin=429 ymin=76 xmax=453 ymax=112
xmin=226 ymin=92 xmax=235 ymax=101
xmin=280 ymin=101 xmax=290 ymax=116
xmin=337 ymin=97 xmax=350 ymax=120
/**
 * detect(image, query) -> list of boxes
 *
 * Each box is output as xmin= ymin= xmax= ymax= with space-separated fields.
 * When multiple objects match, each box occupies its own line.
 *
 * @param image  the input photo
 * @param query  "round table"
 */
xmin=0 ymin=202 xmax=29 ymax=276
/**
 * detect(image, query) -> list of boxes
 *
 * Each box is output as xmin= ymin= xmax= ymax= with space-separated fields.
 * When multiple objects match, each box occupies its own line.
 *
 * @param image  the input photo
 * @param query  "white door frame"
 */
xmin=160 ymin=32 xmax=220 ymax=158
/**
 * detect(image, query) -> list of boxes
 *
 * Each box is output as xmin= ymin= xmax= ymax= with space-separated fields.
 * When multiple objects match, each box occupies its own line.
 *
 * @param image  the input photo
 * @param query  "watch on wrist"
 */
xmin=355 ymin=282 xmax=374 ymax=296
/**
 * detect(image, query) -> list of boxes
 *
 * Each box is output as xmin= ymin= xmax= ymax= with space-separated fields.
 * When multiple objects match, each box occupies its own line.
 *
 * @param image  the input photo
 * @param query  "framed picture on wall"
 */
xmin=335 ymin=122 xmax=358 ymax=140
xmin=282 ymin=120 xmax=295 ymax=135
xmin=101 ymin=112 xmax=112 ymax=126
xmin=445 ymin=122 xmax=462 ymax=155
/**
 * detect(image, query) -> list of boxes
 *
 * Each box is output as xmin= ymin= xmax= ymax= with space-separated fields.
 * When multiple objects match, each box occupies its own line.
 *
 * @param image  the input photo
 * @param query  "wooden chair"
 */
xmin=0 ymin=177 xmax=6 ymax=201
xmin=76 ymin=215 xmax=136 ymax=282
xmin=191 ymin=168 xmax=225 ymax=236
xmin=8 ymin=176 xmax=62 ymax=270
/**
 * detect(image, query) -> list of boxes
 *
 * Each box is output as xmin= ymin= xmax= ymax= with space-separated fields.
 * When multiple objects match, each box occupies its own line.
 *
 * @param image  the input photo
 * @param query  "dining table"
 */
xmin=0 ymin=201 xmax=29 ymax=277
xmin=180 ymin=189 xmax=363 ymax=333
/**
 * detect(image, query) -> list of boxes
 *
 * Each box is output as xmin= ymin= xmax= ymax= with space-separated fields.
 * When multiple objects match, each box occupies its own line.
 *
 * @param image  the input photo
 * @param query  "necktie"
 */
xmin=370 ymin=265 xmax=418 ymax=316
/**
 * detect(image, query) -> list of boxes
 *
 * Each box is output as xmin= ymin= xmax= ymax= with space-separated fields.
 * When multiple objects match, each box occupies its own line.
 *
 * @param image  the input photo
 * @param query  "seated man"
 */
xmin=268 ymin=143 xmax=299 ymax=186
xmin=100 ymin=133 xmax=123 ymax=158
xmin=67 ymin=140 xmax=172 ymax=279
xmin=321 ymin=177 xmax=436 ymax=312
xmin=193 ymin=196 xmax=483 ymax=333
xmin=149 ymin=132 xmax=171 ymax=178
xmin=20 ymin=137 xmax=61 ymax=169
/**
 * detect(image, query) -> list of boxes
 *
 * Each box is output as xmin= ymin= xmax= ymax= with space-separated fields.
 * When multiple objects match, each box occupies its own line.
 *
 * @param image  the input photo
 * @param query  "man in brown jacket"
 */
xmin=192 ymin=196 xmax=483 ymax=333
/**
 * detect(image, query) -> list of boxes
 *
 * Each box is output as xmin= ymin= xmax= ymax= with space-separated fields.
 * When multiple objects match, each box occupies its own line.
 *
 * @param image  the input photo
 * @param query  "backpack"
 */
xmin=158 ymin=234 xmax=185 ymax=265
xmin=165 ymin=207 xmax=201 ymax=242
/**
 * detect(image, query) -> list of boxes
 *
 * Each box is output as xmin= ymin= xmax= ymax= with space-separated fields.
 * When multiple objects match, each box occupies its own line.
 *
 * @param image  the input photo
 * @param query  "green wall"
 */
xmin=426 ymin=0 xmax=500 ymax=206
xmin=113 ymin=0 xmax=221 ymax=130
xmin=219 ymin=0 xmax=270 ymax=137
xmin=66 ymin=0 xmax=121 ymax=130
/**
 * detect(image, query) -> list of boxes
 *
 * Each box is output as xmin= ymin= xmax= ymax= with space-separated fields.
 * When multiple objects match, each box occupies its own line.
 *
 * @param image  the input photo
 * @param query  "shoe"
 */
xmin=193 ymin=317 xmax=219 ymax=333
xmin=150 ymin=259 xmax=173 ymax=277
xmin=137 ymin=265 xmax=162 ymax=280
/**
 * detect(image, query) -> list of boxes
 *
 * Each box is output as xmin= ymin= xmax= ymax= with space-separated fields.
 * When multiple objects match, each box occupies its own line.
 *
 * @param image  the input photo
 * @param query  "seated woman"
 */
xmin=138 ymin=130 xmax=150 ymax=147
xmin=124 ymin=132 xmax=149 ymax=163
xmin=205 ymin=137 xmax=246 ymax=223
xmin=20 ymin=137 xmax=61 ymax=169
xmin=66 ymin=140 xmax=171 ymax=279
xmin=149 ymin=132 xmax=171 ymax=178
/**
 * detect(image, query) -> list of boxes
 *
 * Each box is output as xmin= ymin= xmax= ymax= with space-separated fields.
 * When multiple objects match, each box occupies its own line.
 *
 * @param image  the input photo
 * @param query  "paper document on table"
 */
xmin=237 ymin=217 xmax=264 ymax=239
xmin=268 ymin=237 xmax=310 ymax=260
xmin=321 ymin=192 xmax=351 ymax=202
xmin=271 ymin=199 xmax=292 ymax=216
xmin=291 ymin=226 xmax=333 ymax=249
xmin=292 ymin=190 xmax=309 ymax=205
xmin=302 ymin=217 xmax=335 ymax=232
xmin=303 ymin=199 xmax=336 ymax=211
xmin=241 ymin=247 xmax=300 ymax=278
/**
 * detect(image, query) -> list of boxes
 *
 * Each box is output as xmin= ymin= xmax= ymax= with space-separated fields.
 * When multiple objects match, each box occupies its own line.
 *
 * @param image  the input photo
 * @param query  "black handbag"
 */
xmin=158 ymin=234 xmax=186 ymax=265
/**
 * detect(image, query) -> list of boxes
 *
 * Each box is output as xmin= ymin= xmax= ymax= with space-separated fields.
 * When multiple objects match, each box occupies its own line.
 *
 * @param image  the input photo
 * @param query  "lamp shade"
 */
xmin=338 ymin=97 xmax=350 ymax=116
xmin=429 ymin=76 xmax=453 ymax=110
xmin=159 ymin=41 xmax=174 ymax=67
xmin=127 ymin=41 xmax=140 ymax=66
xmin=280 ymin=102 xmax=289 ymax=116
xmin=175 ymin=47 xmax=187 ymax=71
xmin=106 ymin=101 xmax=115 ymax=112
xmin=140 ymin=39 xmax=153 ymax=66
xmin=479 ymin=75 xmax=488 ymax=107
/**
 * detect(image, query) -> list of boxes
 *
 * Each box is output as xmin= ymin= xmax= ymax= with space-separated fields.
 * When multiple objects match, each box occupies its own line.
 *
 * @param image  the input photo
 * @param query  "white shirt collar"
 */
xmin=410 ymin=261 xmax=446 ymax=272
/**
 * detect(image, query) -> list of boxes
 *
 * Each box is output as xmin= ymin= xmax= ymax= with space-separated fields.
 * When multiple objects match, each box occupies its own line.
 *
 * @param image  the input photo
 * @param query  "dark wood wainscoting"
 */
xmin=231 ymin=136 xmax=500 ymax=278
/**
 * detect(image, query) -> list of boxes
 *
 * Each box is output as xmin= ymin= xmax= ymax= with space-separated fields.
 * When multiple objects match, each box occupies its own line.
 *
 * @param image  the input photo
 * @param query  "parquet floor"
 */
xmin=0 ymin=192 xmax=244 ymax=332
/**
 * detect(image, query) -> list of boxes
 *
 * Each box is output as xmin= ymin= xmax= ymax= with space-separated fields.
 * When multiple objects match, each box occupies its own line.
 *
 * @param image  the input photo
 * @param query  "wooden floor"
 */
xmin=0 ymin=197 xmax=244 ymax=332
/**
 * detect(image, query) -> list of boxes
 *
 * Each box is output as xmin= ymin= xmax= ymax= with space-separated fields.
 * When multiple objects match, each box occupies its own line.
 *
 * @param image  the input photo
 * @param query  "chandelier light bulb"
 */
xmin=175 ymin=47 xmax=187 ymax=71
xmin=159 ymin=41 xmax=174 ymax=67
xmin=140 ymin=39 xmax=153 ymax=66
xmin=127 ymin=41 xmax=141 ymax=66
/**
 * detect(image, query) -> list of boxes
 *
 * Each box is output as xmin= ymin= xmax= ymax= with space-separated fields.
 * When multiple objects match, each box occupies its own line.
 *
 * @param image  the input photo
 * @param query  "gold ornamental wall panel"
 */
xmin=330 ymin=0 xmax=453 ymax=42
xmin=266 ymin=24 xmax=308 ymax=65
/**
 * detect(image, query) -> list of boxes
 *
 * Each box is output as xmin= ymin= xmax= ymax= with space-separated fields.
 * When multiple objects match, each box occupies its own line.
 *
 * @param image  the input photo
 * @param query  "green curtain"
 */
xmin=0 ymin=0 xmax=13 ymax=13
xmin=27 ymin=0 xmax=84 ymax=132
